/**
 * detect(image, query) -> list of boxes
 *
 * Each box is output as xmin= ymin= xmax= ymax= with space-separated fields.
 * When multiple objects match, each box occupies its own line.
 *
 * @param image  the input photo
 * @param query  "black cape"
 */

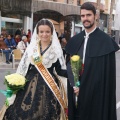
xmin=65 ymin=28 xmax=119 ymax=120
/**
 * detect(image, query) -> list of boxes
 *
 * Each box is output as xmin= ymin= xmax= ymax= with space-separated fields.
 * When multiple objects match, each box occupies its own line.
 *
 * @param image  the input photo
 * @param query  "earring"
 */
xmin=50 ymin=35 xmax=53 ymax=41
xmin=37 ymin=35 xmax=40 ymax=44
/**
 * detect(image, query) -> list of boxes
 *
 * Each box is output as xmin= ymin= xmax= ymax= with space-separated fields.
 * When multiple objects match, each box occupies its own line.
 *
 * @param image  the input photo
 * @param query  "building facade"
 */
xmin=0 ymin=0 xmax=31 ymax=35
xmin=31 ymin=0 xmax=80 ymax=40
xmin=0 ymin=0 xmax=116 ymax=39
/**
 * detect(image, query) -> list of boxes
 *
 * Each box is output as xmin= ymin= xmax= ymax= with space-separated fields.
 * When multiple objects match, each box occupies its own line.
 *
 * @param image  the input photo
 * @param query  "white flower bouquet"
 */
xmin=5 ymin=73 xmax=26 ymax=92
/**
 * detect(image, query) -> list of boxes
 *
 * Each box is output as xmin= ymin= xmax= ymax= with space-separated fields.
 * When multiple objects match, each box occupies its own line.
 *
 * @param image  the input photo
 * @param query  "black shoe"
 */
xmin=6 ymin=61 xmax=10 ymax=64
xmin=9 ymin=59 xmax=12 ymax=62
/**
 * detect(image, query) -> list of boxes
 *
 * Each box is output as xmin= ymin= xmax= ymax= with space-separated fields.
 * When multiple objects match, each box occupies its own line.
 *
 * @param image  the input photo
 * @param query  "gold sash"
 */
xmin=35 ymin=62 xmax=68 ymax=120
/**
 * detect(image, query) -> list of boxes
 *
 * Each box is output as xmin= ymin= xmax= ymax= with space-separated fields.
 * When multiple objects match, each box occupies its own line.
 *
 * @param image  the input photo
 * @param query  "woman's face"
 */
xmin=38 ymin=25 xmax=52 ymax=42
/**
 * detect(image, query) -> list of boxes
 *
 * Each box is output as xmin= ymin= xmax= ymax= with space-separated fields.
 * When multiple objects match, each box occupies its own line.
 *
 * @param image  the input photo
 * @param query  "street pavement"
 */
xmin=0 ymin=51 xmax=120 ymax=119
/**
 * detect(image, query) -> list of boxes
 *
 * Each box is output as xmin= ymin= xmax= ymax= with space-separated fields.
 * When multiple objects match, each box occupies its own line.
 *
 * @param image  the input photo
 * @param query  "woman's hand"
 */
xmin=73 ymin=86 xmax=79 ymax=96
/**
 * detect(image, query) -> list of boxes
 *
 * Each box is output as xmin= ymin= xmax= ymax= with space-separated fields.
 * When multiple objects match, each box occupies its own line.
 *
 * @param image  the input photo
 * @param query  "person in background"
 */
xmin=15 ymin=28 xmax=21 ymax=36
xmin=21 ymin=29 xmax=26 ymax=37
xmin=4 ymin=34 xmax=16 ymax=50
xmin=4 ymin=34 xmax=17 ymax=62
xmin=0 ymin=35 xmax=12 ymax=64
xmin=65 ymin=2 xmax=119 ymax=120
xmin=17 ymin=36 xmax=29 ymax=53
xmin=27 ymin=29 xmax=31 ymax=43
xmin=60 ymin=37 xmax=67 ymax=58
xmin=1 ymin=27 xmax=8 ymax=39
xmin=60 ymin=31 xmax=65 ymax=40
xmin=15 ymin=35 xmax=21 ymax=45
xmin=64 ymin=30 xmax=70 ymax=42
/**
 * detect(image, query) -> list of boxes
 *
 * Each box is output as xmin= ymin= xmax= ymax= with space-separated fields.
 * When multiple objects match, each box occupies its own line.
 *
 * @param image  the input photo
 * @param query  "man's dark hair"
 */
xmin=81 ymin=2 xmax=96 ymax=15
xmin=37 ymin=19 xmax=53 ymax=34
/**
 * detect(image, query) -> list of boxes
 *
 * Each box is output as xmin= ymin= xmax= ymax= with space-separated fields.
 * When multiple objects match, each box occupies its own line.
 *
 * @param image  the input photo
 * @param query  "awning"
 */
xmin=33 ymin=0 xmax=80 ymax=16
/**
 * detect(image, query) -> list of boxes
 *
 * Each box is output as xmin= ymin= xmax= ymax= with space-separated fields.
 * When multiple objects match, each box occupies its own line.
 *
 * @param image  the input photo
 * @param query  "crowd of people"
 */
xmin=0 ymin=26 xmax=68 ymax=65
xmin=0 ymin=2 xmax=119 ymax=120
xmin=0 ymin=29 xmax=31 ymax=64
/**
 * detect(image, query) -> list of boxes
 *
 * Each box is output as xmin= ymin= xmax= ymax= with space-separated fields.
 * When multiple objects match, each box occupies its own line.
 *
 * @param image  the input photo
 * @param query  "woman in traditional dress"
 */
xmin=3 ymin=19 xmax=68 ymax=120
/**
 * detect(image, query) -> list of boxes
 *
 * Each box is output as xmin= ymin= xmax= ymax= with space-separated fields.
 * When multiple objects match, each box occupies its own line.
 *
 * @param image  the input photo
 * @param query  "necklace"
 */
xmin=40 ymin=41 xmax=52 ymax=55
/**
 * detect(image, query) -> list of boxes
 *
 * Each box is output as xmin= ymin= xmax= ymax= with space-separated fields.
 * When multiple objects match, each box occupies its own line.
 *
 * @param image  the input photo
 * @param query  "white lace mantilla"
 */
xmin=17 ymin=19 xmax=66 ymax=77
xmin=42 ymin=46 xmax=57 ymax=68
xmin=16 ymin=51 xmax=31 ymax=76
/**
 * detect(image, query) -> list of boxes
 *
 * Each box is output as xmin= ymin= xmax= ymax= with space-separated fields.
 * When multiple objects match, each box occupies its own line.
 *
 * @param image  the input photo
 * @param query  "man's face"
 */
xmin=80 ymin=9 xmax=96 ymax=29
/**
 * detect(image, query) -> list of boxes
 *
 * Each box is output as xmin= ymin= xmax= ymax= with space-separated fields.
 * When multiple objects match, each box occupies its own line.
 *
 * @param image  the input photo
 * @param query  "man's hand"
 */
xmin=73 ymin=86 xmax=80 ymax=96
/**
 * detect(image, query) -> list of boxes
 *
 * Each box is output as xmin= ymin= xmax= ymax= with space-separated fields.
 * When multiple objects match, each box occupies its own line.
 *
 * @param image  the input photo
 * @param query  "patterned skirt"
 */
xmin=3 ymin=68 xmax=61 ymax=120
